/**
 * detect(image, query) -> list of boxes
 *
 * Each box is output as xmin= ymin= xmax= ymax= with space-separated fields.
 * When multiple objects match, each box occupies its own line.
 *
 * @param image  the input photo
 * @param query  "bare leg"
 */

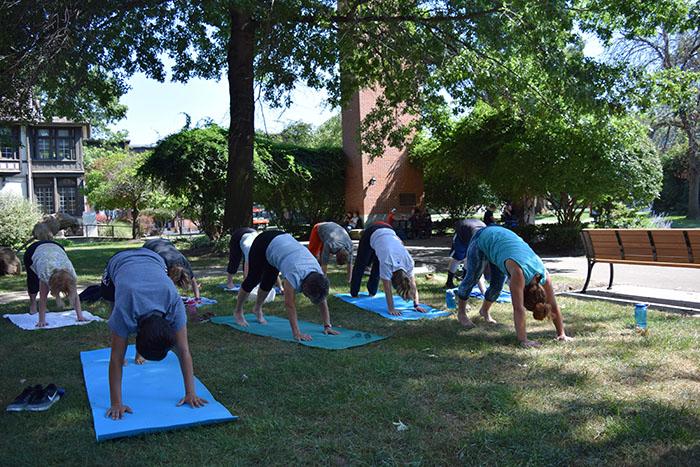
xmin=457 ymin=298 xmax=475 ymax=329
xmin=253 ymin=288 xmax=269 ymax=324
xmin=29 ymin=292 xmax=38 ymax=314
xmin=226 ymin=273 xmax=235 ymax=289
xmin=233 ymin=288 xmax=251 ymax=326
xmin=479 ymin=300 xmax=497 ymax=324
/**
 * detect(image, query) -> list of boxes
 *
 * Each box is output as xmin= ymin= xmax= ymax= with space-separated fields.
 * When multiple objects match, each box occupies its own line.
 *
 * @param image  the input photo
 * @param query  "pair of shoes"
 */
xmin=6 ymin=384 xmax=64 ymax=412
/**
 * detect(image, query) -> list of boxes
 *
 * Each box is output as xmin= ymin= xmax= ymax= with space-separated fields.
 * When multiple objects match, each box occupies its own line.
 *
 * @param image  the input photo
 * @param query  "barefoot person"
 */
xmin=226 ymin=227 xmax=258 ymax=288
xmin=308 ymin=221 xmax=354 ymax=282
xmin=23 ymin=240 xmax=84 ymax=327
xmin=143 ymin=238 xmax=201 ymax=300
xmin=455 ymin=225 xmax=572 ymax=347
xmin=350 ymin=223 xmax=427 ymax=315
xmin=233 ymin=230 xmax=339 ymax=341
xmin=445 ymin=218 xmax=487 ymax=290
xmin=100 ymin=248 xmax=207 ymax=419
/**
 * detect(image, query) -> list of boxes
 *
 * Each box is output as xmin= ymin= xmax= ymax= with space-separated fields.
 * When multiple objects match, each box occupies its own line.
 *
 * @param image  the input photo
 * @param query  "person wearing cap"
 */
xmin=233 ymin=230 xmax=340 ymax=341
xmin=101 ymin=248 xmax=207 ymax=420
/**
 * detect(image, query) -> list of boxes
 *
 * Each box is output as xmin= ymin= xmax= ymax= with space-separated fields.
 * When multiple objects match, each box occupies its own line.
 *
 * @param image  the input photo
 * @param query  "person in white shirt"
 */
xmin=349 ymin=223 xmax=427 ymax=315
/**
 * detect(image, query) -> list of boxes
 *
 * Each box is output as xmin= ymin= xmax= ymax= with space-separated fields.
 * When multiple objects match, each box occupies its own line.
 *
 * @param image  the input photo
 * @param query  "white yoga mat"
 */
xmin=3 ymin=310 xmax=103 ymax=330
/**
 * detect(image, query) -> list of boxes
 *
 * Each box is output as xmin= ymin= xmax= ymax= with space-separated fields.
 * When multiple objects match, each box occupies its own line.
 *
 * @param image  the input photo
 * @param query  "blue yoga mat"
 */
xmin=219 ymin=284 xmax=284 ymax=294
xmin=81 ymin=345 xmax=237 ymax=441
xmin=334 ymin=292 xmax=451 ymax=320
xmin=465 ymin=285 xmax=512 ymax=303
xmin=210 ymin=314 xmax=386 ymax=350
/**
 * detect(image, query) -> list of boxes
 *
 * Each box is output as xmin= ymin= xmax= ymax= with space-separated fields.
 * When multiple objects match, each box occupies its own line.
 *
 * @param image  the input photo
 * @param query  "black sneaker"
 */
xmin=27 ymin=384 xmax=63 ymax=412
xmin=6 ymin=385 xmax=43 ymax=412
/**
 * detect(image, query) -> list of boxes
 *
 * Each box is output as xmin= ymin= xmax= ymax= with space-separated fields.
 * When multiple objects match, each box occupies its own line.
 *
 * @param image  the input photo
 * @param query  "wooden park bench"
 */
xmin=579 ymin=228 xmax=700 ymax=293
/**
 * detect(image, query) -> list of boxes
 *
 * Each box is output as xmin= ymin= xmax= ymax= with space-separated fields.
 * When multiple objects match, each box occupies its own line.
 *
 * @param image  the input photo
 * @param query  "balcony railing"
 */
xmin=31 ymin=159 xmax=84 ymax=172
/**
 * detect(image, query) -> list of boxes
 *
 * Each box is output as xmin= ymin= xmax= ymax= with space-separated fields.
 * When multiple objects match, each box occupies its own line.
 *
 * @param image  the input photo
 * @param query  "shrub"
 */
xmin=0 ymin=194 xmax=42 ymax=250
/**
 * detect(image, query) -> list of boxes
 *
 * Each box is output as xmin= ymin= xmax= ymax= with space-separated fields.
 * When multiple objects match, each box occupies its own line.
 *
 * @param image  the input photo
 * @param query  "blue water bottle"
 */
xmin=445 ymin=289 xmax=456 ymax=309
xmin=634 ymin=303 xmax=648 ymax=330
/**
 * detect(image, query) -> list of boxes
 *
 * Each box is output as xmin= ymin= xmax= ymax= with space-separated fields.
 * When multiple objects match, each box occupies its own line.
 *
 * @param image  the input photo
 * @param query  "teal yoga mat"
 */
xmin=210 ymin=314 xmax=386 ymax=349
xmin=334 ymin=292 xmax=451 ymax=320
xmin=81 ymin=345 xmax=237 ymax=441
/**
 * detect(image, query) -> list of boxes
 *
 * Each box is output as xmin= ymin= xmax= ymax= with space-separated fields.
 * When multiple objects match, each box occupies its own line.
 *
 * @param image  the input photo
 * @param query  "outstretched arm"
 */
xmin=106 ymin=332 xmax=132 ymax=419
xmin=507 ymin=263 xmax=539 ymax=348
xmin=37 ymin=281 xmax=49 ymax=327
xmin=382 ymin=279 xmax=400 ymax=315
xmin=411 ymin=276 xmax=428 ymax=313
xmin=192 ymin=278 xmax=201 ymax=300
xmin=173 ymin=326 xmax=208 ymax=408
xmin=284 ymin=279 xmax=310 ymax=340
xmin=318 ymin=299 xmax=339 ymax=335
xmin=544 ymin=275 xmax=570 ymax=341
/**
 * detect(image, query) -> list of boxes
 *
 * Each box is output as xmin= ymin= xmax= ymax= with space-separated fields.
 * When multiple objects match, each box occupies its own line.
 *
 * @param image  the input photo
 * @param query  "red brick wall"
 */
xmin=342 ymin=88 xmax=424 ymax=222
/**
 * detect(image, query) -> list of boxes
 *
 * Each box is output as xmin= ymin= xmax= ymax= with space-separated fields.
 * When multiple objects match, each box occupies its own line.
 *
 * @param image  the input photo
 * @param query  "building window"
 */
xmin=35 ymin=184 xmax=55 ymax=213
xmin=56 ymin=129 xmax=75 ymax=159
xmin=399 ymin=193 xmax=417 ymax=207
xmin=58 ymin=181 xmax=77 ymax=214
xmin=0 ymin=125 xmax=18 ymax=159
xmin=34 ymin=128 xmax=77 ymax=160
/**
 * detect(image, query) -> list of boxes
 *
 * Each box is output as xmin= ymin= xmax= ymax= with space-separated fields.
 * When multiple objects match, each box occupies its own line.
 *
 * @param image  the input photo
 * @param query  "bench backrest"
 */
xmin=581 ymin=228 xmax=700 ymax=265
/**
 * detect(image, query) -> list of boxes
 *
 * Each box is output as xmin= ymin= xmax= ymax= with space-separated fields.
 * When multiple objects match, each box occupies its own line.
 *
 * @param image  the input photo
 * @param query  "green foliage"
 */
xmin=84 ymin=146 xmax=164 ymax=238
xmin=141 ymin=124 xmax=228 ymax=238
xmin=409 ymin=132 xmax=497 ymax=218
xmin=143 ymin=124 xmax=345 ymax=237
xmin=429 ymin=101 xmax=662 ymax=226
xmin=0 ymin=194 xmax=42 ymax=250
xmin=254 ymin=139 xmax=345 ymax=225
xmin=312 ymin=114 xmax=342 ymax=148
xmin=654 ymin=142 xmax=690 ymax=214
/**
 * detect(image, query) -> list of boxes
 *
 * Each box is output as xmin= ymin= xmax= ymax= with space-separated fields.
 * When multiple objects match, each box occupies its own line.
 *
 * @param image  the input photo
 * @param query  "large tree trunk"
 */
xmin=224 ymin=8 xmax=255 ymax=230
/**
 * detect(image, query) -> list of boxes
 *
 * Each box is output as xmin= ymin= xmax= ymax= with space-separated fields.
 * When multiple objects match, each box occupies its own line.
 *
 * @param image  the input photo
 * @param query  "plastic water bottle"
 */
xmin=634 ymin=303 xmax=648 ymax=330
xmin=445 ymin=289 xmax=456 ymax=309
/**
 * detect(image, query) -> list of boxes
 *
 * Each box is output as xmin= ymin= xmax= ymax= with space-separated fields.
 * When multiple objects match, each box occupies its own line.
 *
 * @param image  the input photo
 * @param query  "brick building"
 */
xmin=342 ymin=88 xmax=424 ymax=223
xmin=0 ymin=118 xmax=89 ymax=217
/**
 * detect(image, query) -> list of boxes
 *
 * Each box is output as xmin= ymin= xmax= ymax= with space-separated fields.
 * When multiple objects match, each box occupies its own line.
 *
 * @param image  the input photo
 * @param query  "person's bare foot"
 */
xmin=457 ymin=313 xmax=476 ymax=329
xmin=479 ymin=309 xmax=497 ymax=324
xmin=255 ymin=312 xmax=268 ymax=325
xmin=226 ymin=281 xmax=235 ymax=289
xmin=234 ymin=311 xmax=249 ymax=327
xmin=135 ymin=354 xmax=145 ymax=365
xmin=29 ymin=305 xmax=37 ymax=315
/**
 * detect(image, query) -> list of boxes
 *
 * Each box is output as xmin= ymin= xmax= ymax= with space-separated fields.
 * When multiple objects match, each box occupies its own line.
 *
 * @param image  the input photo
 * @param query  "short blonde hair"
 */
xmin=168 ymin=265 xmax=192 ymax=291
xmin=49 ymin=269 xmax=76 ymax=299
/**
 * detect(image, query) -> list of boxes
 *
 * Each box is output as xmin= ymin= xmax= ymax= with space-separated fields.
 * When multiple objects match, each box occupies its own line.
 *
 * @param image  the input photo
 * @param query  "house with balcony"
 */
xmin=0 ymin=118 xmax=89 ymax=217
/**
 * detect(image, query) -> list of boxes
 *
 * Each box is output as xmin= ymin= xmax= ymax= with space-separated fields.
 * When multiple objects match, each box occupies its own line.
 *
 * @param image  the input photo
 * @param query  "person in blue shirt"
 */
xmin=100 ymin=248 xmax=207 ymax=420
xmin=455 ymin=226 xmax=572 ymax=347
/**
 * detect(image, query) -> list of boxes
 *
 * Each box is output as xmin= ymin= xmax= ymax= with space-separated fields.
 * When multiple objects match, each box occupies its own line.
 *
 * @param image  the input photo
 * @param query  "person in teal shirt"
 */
xmin=455 ymin=225 xmax=572 ymax=347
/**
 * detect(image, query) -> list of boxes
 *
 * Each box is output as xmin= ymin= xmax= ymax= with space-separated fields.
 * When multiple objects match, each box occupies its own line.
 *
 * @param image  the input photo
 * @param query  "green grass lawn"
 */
xmin=665 ymin=215 xmax=700 ymax=229
xmin=1 ymin=243 xmax=698 ymax=465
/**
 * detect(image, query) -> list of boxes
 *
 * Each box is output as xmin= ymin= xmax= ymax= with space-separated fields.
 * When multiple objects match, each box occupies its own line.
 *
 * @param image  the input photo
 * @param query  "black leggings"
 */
xmin=241 ymin=230 xmax=285 ymax=293
xmin=227 ymin=227 xmax=256 ymax=275
xmin=23 ymin=240 xmax=64 ymax=294
xmin=350 ymin=223 xmax=393 ymax=297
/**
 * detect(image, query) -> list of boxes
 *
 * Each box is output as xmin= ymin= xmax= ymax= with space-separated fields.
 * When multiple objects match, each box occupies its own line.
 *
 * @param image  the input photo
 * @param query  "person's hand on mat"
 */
xmin=388 ymin=308 xmax=402 ymax=316
xmin=555 ymin=335 xmax=573 ymax=342
xmin=106 ymin=404 xmax=133 ymax=420
xmin=294 ymin=332 xmax=312 ymax=341
xmin=519 ymin=339 xmax=541 ymax=348
xmin=414 ymin=305 xmax=428 ymax=313
xmin=36 ymin=320 xmax=48 ymax=328
xmin=323 ymin=326 xmax=340 ymax=336
xmin=177 ymin=393 xmax=208 ymax=409
xmin=135 ymin=354 xmax=146 ymax=365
